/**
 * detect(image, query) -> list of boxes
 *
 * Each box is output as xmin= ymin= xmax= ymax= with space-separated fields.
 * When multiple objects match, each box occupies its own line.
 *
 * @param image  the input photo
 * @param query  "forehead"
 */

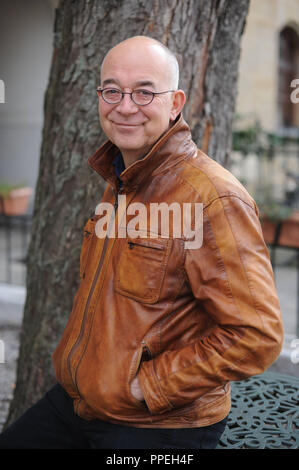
xmin=101 ymin=43 xmax=170 ymax=89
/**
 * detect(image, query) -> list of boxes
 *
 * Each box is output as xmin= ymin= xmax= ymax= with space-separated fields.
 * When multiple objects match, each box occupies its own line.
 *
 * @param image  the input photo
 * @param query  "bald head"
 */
xmin=101 ymin=36 xmax=179 ymax=90
xmin=98 ymin=35 xmax=186 ymax=166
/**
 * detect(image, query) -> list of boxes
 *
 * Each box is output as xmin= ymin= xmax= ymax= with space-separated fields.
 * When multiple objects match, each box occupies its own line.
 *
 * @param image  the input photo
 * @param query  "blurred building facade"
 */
xmin=231 ymin=0 xmax=299 ymax=209
xmin=236 ymin=0 xmax=299 ymax=136
xmin=0 ymin=0 xmax=57 ymax=197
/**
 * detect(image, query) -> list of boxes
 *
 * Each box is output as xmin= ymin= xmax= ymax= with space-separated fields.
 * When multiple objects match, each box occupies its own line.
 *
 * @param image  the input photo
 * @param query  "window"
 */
xmin=278 ymin=27 xmax=299 ymax=129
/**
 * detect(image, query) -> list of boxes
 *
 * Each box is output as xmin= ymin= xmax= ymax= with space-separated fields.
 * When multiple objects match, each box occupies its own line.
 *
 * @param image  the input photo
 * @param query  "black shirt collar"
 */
xmin=112 ymin=152 xmax=125 ymax=188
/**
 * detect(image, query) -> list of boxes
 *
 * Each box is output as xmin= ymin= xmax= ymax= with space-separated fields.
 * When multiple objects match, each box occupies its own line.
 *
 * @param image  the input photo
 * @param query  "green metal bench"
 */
xmin=217 ymin=371 xmax=299 ymax=449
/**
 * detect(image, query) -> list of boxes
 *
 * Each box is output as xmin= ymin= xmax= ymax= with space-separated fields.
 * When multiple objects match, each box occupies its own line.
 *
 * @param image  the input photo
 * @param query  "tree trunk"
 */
xmin=5 ymin=0 xmax=250 ymax=427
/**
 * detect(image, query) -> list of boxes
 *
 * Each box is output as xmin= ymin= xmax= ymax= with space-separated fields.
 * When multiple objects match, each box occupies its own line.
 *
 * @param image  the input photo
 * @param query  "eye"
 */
xmin=105 ymin=88 xmax=121 ymax=96
xmin=134 ymin=89 xmax=153 ymax=97
xmin=102 ymin=88 xmax=122 ymax=103
xmin=132 ymin=89 xmax=154 ymax=104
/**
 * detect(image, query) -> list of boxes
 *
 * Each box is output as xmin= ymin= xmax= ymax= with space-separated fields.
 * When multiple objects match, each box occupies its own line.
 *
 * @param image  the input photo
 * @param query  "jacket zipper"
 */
xmin=81 ymin=229 xmax=94 ymax=279
xmin=128 ymin=241 xmax=164 ymax=251
xmin=67 ymin=189 xmax=120 ymax=396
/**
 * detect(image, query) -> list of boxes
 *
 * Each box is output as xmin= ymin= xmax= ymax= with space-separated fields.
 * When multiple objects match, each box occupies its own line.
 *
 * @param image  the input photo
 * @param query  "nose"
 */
xmin=115 ymin=93 xmax=138 ymax=115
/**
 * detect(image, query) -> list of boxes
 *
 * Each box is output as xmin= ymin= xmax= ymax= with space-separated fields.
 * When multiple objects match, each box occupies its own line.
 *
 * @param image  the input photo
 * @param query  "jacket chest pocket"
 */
xmin=114 ymin=237 xmax=171 ymax=304
xmin=80 ymin=217 xmax=97 ymax=279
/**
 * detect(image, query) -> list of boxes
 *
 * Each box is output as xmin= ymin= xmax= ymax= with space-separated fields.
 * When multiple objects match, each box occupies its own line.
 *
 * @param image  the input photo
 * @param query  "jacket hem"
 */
xmin=75 ymin=388 xmax=231 ymax=429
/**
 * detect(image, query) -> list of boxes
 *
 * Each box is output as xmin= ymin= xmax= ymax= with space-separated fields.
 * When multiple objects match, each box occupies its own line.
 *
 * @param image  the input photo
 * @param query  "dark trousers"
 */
xmin=0 ymin=384 xmax=227 ymax=449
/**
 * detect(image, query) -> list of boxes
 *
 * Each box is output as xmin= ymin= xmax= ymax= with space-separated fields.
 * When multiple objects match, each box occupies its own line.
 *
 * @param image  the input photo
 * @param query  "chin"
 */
xmin=114 ymin=138 xmax=146 ymax=151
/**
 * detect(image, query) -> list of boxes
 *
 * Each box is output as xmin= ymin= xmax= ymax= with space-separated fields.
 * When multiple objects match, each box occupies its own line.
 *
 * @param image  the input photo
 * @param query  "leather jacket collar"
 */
xmin=88 ymin=114 xmax=197 ymax=193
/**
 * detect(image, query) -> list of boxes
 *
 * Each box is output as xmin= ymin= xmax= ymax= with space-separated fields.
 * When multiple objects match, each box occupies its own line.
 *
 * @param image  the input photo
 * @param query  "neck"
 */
xmin=121 ymin=146 xmax=152 ymax=169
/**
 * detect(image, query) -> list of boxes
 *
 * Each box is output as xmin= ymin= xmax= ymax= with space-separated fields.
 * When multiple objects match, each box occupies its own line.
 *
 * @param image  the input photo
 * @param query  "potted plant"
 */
xmin=0 ymin=182 xmax=33 ymax=216
xmin=258 ymin=200 xmax=298 ymax=248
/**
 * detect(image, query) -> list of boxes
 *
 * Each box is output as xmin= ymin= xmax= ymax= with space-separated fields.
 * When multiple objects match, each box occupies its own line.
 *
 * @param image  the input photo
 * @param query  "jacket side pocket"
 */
xmin=128 ymin=342 xmax=152 ymax=407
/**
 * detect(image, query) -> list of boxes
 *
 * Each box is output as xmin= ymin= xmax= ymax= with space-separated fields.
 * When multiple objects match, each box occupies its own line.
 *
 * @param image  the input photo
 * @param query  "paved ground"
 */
xmin=0 ymin=228 xmax=298 ymax=433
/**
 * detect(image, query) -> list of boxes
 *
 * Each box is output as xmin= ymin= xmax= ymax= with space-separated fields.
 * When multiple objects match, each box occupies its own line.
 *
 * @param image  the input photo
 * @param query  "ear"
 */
xmin=170 ymin=90 xmax=186 ymax=121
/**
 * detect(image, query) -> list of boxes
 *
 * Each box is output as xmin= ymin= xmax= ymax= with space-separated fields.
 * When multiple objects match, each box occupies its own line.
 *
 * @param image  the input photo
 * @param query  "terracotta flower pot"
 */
xmin=0 ymin=187 xmax=33 ymax=216
xmin=260 ymin=211 xmax=299 ymax=248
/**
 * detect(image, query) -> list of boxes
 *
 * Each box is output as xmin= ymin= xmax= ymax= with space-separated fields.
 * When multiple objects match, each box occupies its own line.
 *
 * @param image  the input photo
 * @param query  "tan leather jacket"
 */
xmin=52 ymin=115 xmax=283 ymax=428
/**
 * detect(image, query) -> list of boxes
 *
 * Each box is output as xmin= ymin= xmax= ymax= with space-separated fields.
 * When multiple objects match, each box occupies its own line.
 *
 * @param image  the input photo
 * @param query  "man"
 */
xmin=0 ymin=36 xmax=283 ymax=449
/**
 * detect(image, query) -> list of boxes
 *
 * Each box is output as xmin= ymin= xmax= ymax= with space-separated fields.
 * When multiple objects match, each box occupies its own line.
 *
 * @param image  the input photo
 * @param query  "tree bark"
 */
xmin=5 ymin=0 xmax=250 ymax=427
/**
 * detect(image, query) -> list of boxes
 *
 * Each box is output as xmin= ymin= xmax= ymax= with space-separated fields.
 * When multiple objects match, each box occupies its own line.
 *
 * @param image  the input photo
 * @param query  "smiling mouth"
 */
xmin=114 ymin=122 xmax=141 ymax=127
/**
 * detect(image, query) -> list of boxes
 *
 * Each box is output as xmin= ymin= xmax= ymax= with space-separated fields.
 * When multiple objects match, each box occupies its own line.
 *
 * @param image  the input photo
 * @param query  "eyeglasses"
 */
xmin=97 ymin=87 xmax=175 ymax=106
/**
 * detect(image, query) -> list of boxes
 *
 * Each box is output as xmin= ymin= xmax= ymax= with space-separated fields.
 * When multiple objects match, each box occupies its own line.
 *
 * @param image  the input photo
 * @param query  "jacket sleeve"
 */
xmin=138 ymin=195 xmax=284 ymax=415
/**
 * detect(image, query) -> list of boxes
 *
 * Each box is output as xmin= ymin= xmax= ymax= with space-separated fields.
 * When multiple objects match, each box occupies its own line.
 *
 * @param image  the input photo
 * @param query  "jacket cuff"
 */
xmin=138 ymin=360 xmax=173 ymax=415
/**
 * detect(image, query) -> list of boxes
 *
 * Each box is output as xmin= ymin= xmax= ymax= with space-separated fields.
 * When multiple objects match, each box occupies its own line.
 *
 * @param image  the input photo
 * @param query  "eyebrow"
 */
xmin=101 ymin=78 xmax=156 ymax=89
xmin=134 ymin=80 xmax=156 ymax=89
xmin=102 ymin=78 xmax=119 ymax=87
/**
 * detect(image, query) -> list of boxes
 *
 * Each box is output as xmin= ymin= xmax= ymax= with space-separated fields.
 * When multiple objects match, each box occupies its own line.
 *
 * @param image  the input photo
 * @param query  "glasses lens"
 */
xmin=132 ymin=90 xmax=153 ymax=105
xmin=102 ymin=89 xmax=122 ymax=103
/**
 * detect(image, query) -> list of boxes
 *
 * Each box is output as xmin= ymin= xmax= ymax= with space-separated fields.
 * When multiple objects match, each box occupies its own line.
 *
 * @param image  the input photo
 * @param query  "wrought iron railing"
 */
xmin=218 ymin=371 xmax=299 ymax=449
